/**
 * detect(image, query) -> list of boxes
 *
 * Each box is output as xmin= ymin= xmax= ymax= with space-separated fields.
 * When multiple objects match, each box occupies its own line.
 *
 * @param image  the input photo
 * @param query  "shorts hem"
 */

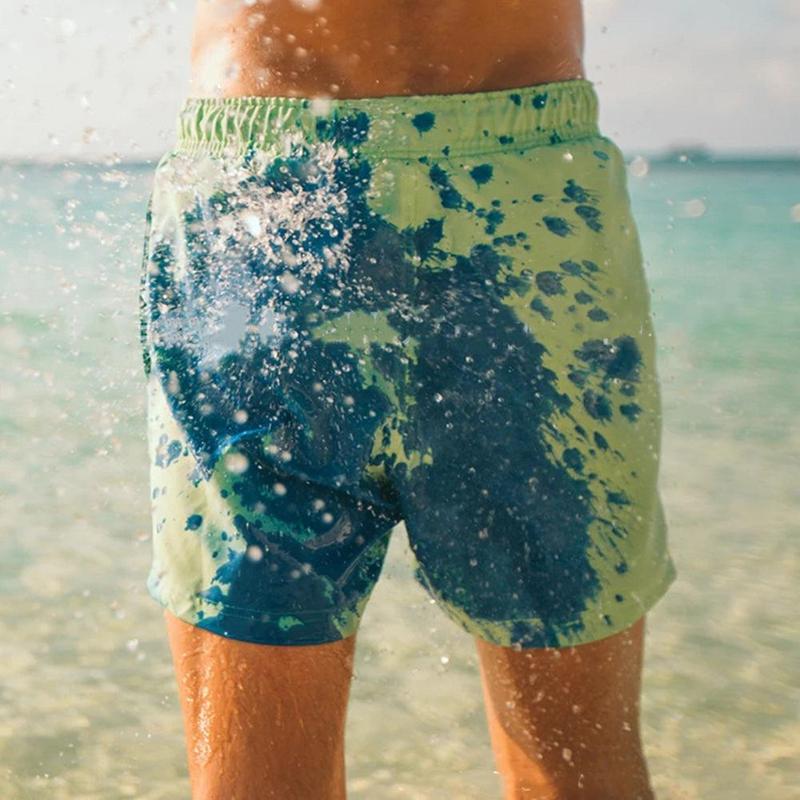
xmin=147 ymin=582 xmax=363 ymax=647
xmin=424 ymin=559 xmax=678 ymax=650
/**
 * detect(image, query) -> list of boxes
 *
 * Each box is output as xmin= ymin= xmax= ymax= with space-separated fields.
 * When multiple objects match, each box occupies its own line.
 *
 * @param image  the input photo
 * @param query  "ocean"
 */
xmin=0 ymin=158 xmax=798 ymax=798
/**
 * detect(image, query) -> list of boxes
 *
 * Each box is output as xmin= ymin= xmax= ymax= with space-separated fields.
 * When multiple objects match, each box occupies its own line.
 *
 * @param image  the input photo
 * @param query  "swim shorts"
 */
xmin=139 ymin=79 xmax=677 ymax=648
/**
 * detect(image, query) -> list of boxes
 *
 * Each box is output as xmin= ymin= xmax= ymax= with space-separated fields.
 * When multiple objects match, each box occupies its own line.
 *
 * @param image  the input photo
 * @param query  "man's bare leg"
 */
xmin=164 ymin=610 xmax=356 ymax=800
xmin=476 ymin=616 xmax=654 ymax=800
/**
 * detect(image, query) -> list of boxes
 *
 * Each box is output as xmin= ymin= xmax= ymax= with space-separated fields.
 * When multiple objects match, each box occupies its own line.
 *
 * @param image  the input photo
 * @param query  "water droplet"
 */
xmin=628 ymin=155 xmax=649 ymax=178
xmin=679 ymin=198 xmax=707 ymax=218
xmin=60 ymin=18 xmax=77 ymax=37
xmin=310 ymin=96 xmax=332 ymax=116
xmin=242 ymin=213 xmax=261 ymax=236
xmin=167 ymin=370 xmax=180 ymax=395
xmin=562 ymin=747 xmax=573 ymax=762
xmin=279 ymin=271 xmax=301 ymax=293
xmin=246 ymin=544 xmax=264 ymax=562
xmin=224 ymin=452 xmax=249 ymax=474
xmin=433 ymin=392 xmax=444 ymax=403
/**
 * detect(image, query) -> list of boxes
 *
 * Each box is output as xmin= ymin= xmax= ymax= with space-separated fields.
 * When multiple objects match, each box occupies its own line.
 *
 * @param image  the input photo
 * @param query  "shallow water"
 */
xmin=0 ymin=159 xmax=798 ymax=798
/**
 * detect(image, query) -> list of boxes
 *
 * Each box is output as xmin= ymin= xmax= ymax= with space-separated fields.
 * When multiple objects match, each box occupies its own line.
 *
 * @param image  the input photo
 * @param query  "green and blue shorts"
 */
xmin=139 ymin=79 xmax=677 ymax=648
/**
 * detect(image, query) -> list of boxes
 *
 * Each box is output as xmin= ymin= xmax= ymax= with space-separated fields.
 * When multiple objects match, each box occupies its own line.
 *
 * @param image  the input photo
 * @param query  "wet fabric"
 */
xmin=139 ymin=79 xmax=677 ymax=648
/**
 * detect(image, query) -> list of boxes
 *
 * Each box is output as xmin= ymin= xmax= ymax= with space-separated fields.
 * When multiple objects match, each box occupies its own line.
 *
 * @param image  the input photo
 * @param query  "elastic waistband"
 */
xmin=176 ymin=79 xmax=600 ymax=159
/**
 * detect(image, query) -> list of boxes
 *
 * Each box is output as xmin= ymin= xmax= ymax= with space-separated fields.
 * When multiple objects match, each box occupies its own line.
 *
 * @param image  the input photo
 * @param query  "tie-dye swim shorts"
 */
xmin=139 ymin=79 xmax=677 ymax=648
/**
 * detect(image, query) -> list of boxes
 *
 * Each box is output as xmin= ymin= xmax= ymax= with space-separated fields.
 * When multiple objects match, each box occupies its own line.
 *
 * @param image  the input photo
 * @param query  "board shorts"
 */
xmin=138 ymin=78 xmax=677 ymax=648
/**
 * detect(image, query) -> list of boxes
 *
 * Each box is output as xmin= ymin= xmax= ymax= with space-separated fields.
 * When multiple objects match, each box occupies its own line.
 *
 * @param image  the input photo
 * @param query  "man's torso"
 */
xmin=191 ymin=0 xmax=585 ymax=98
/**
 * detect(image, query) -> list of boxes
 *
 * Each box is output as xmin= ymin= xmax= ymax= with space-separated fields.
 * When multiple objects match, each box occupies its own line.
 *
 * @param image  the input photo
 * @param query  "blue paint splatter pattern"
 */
xmin=139 ymin=81 xmax=677 ymax=647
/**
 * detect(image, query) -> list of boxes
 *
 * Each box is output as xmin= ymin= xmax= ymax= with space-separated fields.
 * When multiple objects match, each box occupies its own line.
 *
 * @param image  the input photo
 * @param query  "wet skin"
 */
xmin=190 ymin=0 xmax=585 ymax=97
xmin=167 ymin=3 xmax=655 ymax=798
xmin=167 ymin=610 xmax=653 ymax=799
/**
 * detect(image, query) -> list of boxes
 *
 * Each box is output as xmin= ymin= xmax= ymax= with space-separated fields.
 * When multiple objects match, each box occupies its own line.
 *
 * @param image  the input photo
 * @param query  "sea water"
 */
xmin=0 ymin=159 xmax=798 ymax=798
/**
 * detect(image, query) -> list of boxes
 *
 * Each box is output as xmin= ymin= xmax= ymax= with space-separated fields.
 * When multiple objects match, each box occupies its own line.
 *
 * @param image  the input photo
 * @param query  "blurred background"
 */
xmin=1 ymin=1 xmax=798 ymax=798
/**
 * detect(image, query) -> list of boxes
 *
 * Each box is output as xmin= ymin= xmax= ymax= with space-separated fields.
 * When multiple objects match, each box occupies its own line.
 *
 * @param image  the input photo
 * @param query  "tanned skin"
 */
xmin=190 ymin=0 xmax=585 ymax=98
xmin=166 ymin=3 xmax=656 ymax=798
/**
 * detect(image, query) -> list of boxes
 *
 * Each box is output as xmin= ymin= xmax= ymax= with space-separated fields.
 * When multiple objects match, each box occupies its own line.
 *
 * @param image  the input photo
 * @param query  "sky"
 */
xmin=0 ymin=0 xmax=798 ymax=161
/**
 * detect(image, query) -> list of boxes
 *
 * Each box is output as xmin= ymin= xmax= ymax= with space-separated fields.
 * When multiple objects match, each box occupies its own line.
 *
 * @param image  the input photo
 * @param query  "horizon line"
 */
xmin=1 ymin=148 xmax=799 ymax=169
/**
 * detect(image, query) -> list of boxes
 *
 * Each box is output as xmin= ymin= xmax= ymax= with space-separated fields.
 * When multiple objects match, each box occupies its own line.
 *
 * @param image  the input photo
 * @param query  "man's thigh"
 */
xmin=476 ymin=616 xmax=653 ymax=798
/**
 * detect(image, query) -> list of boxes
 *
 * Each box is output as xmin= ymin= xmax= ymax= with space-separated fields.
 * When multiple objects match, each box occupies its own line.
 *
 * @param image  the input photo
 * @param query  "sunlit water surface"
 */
xmin=0 ymin=160 xmax=798 ymax=798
